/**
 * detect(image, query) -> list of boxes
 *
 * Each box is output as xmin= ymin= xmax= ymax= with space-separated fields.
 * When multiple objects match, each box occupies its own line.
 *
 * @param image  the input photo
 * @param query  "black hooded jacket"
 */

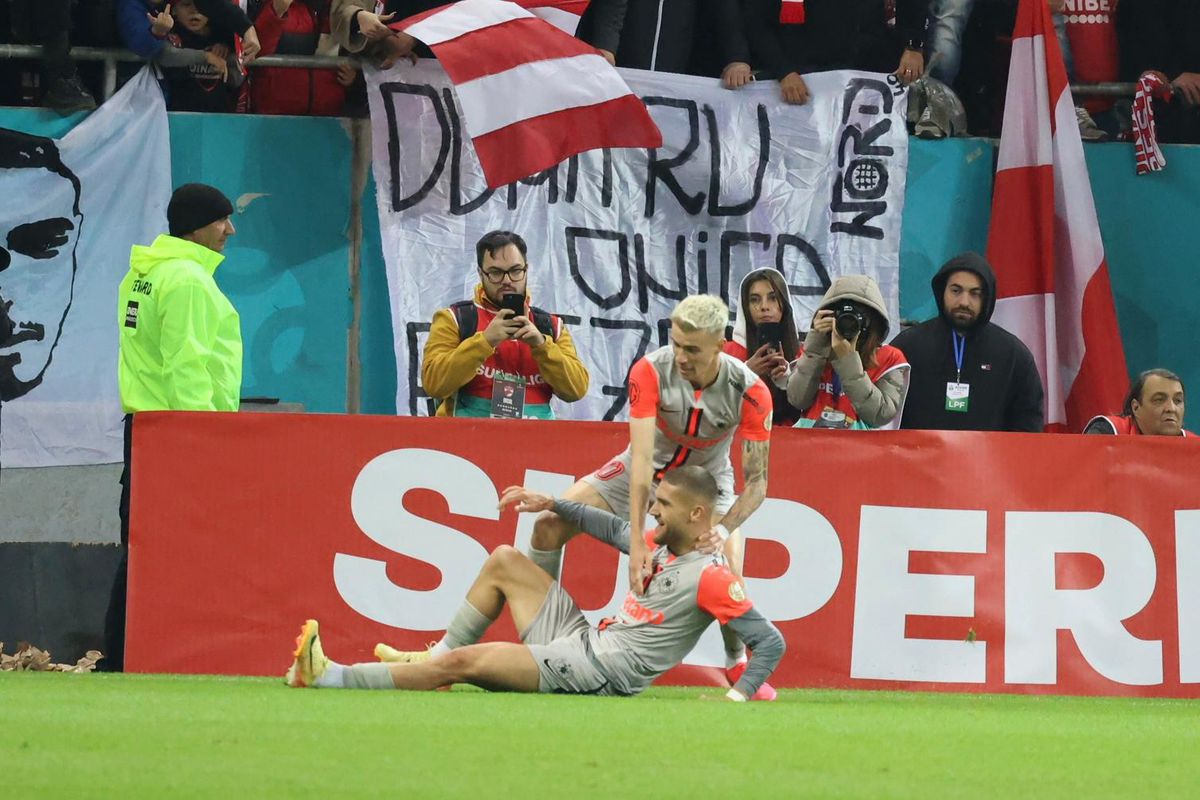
xmin=890 ymin=253 xmax=1045 ymax=432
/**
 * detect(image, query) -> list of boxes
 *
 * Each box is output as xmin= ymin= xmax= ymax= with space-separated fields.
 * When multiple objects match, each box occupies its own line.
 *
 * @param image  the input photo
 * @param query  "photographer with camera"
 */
xmin=724 ymin=268 xmax=803 ymax=426
xmin=890 ymin=252 xmax=1044 ymax=432
xmin=420 ymin=231 xmax=589 ymax=419
xmin=787 ymin=275 xmax=910 ymax=429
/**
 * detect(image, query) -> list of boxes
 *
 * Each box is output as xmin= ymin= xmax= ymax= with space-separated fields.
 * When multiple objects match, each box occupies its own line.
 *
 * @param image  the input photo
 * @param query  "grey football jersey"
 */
xmin=585 ymin=536 xmax=752 ymax=696
xmin=551 ymin=499 xmax=784 ymax=699
xmin=606 ymin=346 xmax=773 ymax=484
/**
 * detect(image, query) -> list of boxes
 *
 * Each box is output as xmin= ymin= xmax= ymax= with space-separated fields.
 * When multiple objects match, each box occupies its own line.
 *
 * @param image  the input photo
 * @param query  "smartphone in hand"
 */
xmin=757 ymin=321 xmax=783 ymax=353
xmin=500 ymin=293 xmax=526 ymax=318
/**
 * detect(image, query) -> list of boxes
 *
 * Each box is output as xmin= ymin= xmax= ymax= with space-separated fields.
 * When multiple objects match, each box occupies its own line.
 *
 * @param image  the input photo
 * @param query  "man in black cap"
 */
xmin=103 ymin=182 xmax=243 ymax=670
xmin=891 ymin=252 xmax=1044 ymax=432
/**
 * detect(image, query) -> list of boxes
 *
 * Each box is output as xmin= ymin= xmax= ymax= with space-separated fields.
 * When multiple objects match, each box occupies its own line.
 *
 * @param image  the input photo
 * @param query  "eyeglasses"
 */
xmin=479 ymin=265 xmax=528 ymax=283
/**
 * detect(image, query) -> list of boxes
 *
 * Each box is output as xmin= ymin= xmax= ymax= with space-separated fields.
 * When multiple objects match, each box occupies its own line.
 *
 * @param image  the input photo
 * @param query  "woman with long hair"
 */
xmin=787 ymin=275 xmax=909 ymax=429
xmin=725 ymin=267 xmax=803 ymax=426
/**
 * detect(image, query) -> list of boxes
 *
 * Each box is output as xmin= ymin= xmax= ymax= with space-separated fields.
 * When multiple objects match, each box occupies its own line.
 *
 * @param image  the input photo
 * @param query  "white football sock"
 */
xmin=314 ymin=660 xmax=345 ymax=688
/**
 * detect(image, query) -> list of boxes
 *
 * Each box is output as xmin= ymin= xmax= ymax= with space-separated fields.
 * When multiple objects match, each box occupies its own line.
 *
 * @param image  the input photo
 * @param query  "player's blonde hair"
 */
xmin=670 ymin=294 xmax=729 ymax=338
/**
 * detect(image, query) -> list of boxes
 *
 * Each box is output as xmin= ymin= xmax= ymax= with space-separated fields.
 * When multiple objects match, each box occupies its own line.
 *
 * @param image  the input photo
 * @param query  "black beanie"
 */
xmin=168 ymin=183 xmax=234 ymax=237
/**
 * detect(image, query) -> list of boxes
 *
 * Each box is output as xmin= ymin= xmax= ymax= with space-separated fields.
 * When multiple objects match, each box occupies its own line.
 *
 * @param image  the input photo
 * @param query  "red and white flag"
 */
xmin=513 ymin=0 xmax=589 ymax=34
xmin=395 ymin=0 xmax=662 ymax=189
xmin=986 ymin=0 xmax=1126 ymax=432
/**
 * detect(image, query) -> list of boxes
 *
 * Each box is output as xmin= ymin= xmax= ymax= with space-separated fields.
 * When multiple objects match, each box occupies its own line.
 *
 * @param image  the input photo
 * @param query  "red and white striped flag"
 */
xmin=985 ymin=0 xmax=1126 ymax=432
xmin=395 ymin=0 xmax=663 ymax=189
xmin=513 ymin=0 xmax=589 ymax=34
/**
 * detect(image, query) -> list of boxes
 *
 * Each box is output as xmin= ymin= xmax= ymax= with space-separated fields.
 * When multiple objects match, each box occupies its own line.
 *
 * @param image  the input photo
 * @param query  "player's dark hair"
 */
xmin=0 ymin=130 xmax=82 ymax=216
xmin=1124 ymin=368 xmax=1185 ymax=416
xmin=475 ymin=230 xmax=527 ymax=269
xmin=661 ymin=466 xmax=719 ymax=509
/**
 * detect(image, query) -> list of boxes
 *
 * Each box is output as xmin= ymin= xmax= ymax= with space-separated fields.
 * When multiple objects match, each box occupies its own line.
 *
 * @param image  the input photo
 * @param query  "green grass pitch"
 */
xmin=4 ymin=673 xmax=1199 ymax=798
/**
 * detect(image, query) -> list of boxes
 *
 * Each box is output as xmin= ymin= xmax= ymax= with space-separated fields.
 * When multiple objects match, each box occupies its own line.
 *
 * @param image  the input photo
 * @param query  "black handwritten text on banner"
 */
xmin=366 ymin=63 xmax=909 ymax=420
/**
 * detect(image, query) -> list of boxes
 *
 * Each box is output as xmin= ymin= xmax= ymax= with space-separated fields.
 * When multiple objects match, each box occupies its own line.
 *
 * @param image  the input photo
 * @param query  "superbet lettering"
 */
xmin=334 ymin=449 xmax=1200 ymax=688
xmin=1065 ymin=0 xmax=1111 ymax=12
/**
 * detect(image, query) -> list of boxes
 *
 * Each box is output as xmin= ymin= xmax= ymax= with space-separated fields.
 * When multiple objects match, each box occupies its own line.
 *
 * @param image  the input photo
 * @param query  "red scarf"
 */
xmin=1133 ymin=71 xmax=1173 ymax=176
xmin=781 ymin=0 xmax=805 ymax=24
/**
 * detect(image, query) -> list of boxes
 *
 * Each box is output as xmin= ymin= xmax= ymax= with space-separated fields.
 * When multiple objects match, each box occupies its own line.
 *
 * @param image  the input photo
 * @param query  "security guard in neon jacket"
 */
xmin=117 ymin=183 xmax=242 ymax=412
xmin=106 ymin=183 xmax=242 ymax=672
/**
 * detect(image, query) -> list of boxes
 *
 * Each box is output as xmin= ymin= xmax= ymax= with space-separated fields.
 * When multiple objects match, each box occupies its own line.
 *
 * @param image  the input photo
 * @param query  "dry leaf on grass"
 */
xmin=64 ymin=651 xmax=104 ymax=673
xmin=0 ymin=641 xmax=104 ymax=672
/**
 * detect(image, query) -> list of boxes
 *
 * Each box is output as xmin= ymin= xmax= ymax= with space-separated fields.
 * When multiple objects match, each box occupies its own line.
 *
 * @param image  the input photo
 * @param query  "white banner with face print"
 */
xmin=0 ymin=67 xmax=170 ymax=467
xmin=367 ymin=62 xmax=909 ymax=420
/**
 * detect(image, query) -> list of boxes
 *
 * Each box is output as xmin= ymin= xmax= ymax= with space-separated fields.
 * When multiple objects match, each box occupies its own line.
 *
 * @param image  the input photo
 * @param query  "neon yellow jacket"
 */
xmin=117 ymin=235 xmax=243 ymax=413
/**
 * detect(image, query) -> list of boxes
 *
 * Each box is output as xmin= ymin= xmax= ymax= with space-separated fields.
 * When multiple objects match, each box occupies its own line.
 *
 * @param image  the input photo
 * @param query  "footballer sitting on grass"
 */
xmin=285 ymin=467 xmax=784 ymax=700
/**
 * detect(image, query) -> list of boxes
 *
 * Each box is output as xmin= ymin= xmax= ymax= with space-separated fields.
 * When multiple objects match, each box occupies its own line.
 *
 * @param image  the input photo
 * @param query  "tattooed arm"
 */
xmin=719 ymin=438 xmax=770 ymax=534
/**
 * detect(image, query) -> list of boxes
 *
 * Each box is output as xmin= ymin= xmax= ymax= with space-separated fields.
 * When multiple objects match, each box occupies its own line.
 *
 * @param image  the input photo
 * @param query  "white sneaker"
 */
xmin=1076 ymin=106 xmax=1108 ymax=142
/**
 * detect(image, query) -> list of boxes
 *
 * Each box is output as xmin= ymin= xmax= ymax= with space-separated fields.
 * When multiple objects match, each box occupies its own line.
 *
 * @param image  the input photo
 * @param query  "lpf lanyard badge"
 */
xmin=490 ymin=372 xmax=526 ymax=419
xmin=945 ymin=332 xmax=970 ymax=413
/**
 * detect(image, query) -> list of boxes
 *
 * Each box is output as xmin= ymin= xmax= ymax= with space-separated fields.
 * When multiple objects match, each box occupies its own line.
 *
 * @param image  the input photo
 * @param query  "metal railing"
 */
xmin=0 ymin=43 xmax=1139 ymax=103
xmin=0 ymin=44 xmax=360 ymax=100
xmin=1070 ymin=82 xmax=1137 ymax=97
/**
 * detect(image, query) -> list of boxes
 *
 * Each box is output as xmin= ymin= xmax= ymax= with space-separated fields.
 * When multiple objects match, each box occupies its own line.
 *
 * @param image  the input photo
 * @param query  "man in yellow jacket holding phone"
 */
xmin=105 ymin=183 xmax=243 ymax=671
xmin=421 ymin=231 xmax=589 ymax=419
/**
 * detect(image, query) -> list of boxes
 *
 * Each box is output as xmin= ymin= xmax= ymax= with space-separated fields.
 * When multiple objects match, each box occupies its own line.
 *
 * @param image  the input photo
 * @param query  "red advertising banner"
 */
xmin=126 ymin=412 xmax=1200 ymax=697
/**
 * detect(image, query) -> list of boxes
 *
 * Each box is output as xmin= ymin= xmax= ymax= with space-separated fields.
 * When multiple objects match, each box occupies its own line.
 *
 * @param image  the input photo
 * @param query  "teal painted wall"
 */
xmin=2 ymin=104 xmax=1196 ymax=417
xmin=899 ymin=137 xmax=996 ymax=322
xmin=167 ymin=114 xmax=354 ymax=413
xmin=1085 ymin=143 xmax=1200 ymax=390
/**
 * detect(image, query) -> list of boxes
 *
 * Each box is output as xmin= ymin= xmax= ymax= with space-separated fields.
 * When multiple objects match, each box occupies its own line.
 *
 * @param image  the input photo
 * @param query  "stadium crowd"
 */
xmin=0 ymin=0 xmax=1195 ymax=142
xmin=1 ymin=1 xmax=1186 ymax=685
xmin=419 ymin=229 xmax=1189 ymax=438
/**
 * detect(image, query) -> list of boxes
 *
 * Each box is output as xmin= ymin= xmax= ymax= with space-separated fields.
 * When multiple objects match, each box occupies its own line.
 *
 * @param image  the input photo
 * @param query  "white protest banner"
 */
xmin=0 ymin=67 xmax=170 ymax=467
xmin=367 ymin=62 xmax=909 ymax=420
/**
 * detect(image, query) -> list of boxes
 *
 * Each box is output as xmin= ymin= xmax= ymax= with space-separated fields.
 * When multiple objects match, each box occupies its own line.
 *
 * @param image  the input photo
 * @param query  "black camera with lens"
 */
xmin=832 ymin=302 xmax=867 ymax=339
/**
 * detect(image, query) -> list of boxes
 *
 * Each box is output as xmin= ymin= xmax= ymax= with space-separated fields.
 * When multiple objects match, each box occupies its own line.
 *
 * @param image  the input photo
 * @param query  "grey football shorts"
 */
xmin=520 ymin=582 xmax=623 ymax=696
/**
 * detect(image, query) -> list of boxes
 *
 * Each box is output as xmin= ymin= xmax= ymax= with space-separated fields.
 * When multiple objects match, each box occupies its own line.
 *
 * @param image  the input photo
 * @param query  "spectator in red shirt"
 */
xmin=1084 ymin=369 xmax=1193 ymax=437
xmin=252 ymin=0 xmax=348 ymax=115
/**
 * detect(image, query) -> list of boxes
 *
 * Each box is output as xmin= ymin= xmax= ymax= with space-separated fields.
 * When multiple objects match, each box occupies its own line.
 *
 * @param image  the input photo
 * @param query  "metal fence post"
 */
xmin=103 ymin=56 xmax=117 ymax=101
xmin=346 ymin=117 xmax=371 ymax=415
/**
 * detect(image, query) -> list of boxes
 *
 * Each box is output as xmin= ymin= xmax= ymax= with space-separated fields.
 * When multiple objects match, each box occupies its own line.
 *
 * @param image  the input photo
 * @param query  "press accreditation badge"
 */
xmin=945 ymin=382 xmax=970 ymax=413
xmin=813 ymin=407 xmax=849 ymax=428
xmin=490 ymin=373 xmax=526 ymax=419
